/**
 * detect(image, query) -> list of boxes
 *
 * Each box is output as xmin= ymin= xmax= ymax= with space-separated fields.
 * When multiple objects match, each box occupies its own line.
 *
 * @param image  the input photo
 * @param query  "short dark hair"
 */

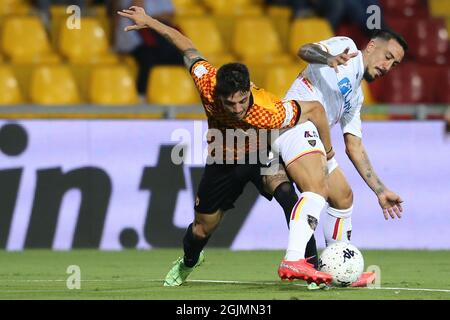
xmin=370 ymin=29 xmax=408 ymax=52
xmin=215 ymin=63 xmax=250 ymax=98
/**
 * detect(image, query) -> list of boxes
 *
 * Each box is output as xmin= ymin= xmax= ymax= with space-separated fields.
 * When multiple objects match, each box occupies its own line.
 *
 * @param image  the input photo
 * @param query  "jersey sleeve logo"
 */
xmin=193 ymin=64 xmax=208 ymax=78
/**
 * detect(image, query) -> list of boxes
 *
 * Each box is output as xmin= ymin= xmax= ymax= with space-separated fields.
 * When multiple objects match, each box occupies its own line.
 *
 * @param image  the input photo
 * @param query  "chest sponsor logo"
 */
xmin=338 ymin=77 xmax=353 ymax=114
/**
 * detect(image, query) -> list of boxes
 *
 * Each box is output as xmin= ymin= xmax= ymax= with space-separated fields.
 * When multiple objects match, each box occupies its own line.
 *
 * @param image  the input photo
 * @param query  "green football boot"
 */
xmin=163 ymin=251 xmax=205 ymax=286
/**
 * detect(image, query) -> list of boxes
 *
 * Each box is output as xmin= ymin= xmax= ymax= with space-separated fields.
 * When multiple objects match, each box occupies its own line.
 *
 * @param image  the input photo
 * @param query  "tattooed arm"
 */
xmin=344 ymin=133 xmax=404 ymax=220
xmin=118 ymin=6 xmax=204 ymax=69
xmin=299 ymin=44 xmax=358 ymax=73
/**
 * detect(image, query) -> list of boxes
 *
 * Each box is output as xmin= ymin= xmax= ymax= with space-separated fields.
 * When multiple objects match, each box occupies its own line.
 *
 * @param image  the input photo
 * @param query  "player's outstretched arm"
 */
xmin=117 ymin=6 xmax=203 ymax=69
xmin=298 ymin=44 xmax=358 ymax=73
xmin=344 ymin=133 xmax=404 ymax=220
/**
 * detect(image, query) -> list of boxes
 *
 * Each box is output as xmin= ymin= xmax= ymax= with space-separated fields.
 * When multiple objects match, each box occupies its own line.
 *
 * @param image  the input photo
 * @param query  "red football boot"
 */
xmin=351 ymin=272 xmax=376 ymax=287
xmin=278 ymin=258 xmax=332 ymax=284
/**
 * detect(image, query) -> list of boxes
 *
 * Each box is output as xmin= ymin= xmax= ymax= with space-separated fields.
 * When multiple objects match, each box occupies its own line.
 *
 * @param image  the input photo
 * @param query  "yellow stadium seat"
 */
xmin=232 ymin=17 xmax=293 ymax=64
xmin=90 ymin=5 xmax=112 ymax=43
xmin=0 ymin=65 xmax=24 ymax=105
xmin=267 ymin=5 xmax=293 ymax=19
xmin=89 ymin=66 xmax=138 ymax=105
xmin=120 ymin=55 xmax=138 ymax=81
xmin=264 ymin=63 xmax=306 ymax=99
xmin=50 ymin=5 xmax=111 ymax=48
xmin=0 ymin=0 xmax=31 ymax=16
xmin=289 ymin=18 xmax=334 ymax=56
xmin=210 ymin=16 xmax=237 ymax=52
xmin=361 ymin=80 xmax=376 ymax=105
xmin=9 ymin=64 xmax=33 ymax=98
xmin=173 ymin=0 xmax=206 ymax=16
xmin=68 ymin=62 xmax=119 ymax=103
xmin=245 ymin=63 xmax=267 ymax=89
xmin=173 ymin=0 xmax=200 ymax=7
xmin=1 ymin=16 xmax=61 ymax=64
xmin=247 ymin=61 xmax=300 ymax=89
xmin=203 ymin=0 xmax=255 ymax=9
xmin=30 ymin=65 xmax=81 ymax=105
xmin=50 ymin=5 xmax=69 ymax=48
xmin=178 ymin=18 xmax=236 ymax=66
xmin=58 ymin=17 xmax=118 ymax=64
xmin=429 ymin=0 xmax=450 ymax=17
xmin=203 ymin=0 xmax=263 ymax=15
xmin=267 ymin=5 xmax=293 ymax=50
xmin=147 ymin=66 xmax=200 ymax=105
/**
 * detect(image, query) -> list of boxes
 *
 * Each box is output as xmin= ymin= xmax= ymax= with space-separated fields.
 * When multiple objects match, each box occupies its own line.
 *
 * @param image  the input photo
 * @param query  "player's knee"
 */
xmin=263 ymin=174 xmax=289 ymax=195
xmin=331 ymin=187 xmax=353 ymax=209
xmin=342 ymin=188 xmax=353 ymax=208
xmin=307 ymin=180 xmax=328 ymax=199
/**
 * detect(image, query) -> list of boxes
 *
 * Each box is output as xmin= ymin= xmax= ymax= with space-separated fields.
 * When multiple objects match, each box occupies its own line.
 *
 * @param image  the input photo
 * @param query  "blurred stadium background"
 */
xmin=0 ymin=0 xmax=449 ymax=247
xmin=0 ymin=0 xmax=449 ymax=300
xmin=0 ymin=0 xmax=448 ymax=118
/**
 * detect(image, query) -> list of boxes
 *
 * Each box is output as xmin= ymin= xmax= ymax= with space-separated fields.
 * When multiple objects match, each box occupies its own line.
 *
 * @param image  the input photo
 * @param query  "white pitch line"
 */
xmin=190 ymin=280 xmax=450 ymax=293
xmin=0 ymin=278 xmax=449 ymax=294
xmin=372 ymin=286 xmax=450 ymax=293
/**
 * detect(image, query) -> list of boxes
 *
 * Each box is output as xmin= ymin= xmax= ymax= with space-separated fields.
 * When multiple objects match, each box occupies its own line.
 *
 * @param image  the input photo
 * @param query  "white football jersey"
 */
xmin=284 ymin=37 xmax=365 ymax=138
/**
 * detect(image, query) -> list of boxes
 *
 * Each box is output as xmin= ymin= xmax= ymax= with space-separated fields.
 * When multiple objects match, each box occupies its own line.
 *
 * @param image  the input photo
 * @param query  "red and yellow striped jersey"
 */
xmin=190 ymin=60 xmax=300 ymax=161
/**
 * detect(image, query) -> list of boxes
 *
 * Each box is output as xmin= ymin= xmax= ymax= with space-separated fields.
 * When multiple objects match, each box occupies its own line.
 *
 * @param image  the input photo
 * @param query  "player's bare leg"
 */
xmin=164 ymin=210 xmax=223 ymax=286
xmin=278 ymin=152 xmax=332 ymax=284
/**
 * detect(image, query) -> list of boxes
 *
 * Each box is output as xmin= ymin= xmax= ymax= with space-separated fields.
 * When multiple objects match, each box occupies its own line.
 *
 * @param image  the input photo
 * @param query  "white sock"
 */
xmin=285 ymin=192 xmax=326 ymax=261
xmin=323 ymin=206 xmax=353 ymax=246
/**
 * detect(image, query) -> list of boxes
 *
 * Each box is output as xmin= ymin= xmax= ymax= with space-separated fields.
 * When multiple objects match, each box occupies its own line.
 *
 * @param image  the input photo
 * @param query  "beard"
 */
xmin=363 ymin=68 xmax=375 ymax=82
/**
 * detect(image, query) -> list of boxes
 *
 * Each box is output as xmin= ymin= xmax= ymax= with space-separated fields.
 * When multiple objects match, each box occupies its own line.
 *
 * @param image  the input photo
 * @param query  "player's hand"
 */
xmin=117 ymin=6 xmax=150 ymax=32
xmin=377 ymin=190 xmax=403 ymax=220
xmin=326 ymin=48 xmax=359 ymax=73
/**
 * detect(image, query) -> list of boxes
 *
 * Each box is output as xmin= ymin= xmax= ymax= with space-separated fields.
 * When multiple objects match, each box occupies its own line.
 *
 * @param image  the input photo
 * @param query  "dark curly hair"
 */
xmin=215 ymin=63 xmax=250 ymax=98
xmin=370 ymin=29 xmax=408 ymax=52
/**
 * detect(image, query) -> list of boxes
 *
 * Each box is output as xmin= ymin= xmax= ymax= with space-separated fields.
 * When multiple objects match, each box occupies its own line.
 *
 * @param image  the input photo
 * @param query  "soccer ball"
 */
xmin=319 ymin=242 xmax=364 ymax=287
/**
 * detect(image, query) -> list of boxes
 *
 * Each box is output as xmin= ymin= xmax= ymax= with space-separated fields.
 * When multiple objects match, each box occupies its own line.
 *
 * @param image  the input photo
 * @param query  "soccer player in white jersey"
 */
xmin=284 ymin=30 xmax=407 ymax=286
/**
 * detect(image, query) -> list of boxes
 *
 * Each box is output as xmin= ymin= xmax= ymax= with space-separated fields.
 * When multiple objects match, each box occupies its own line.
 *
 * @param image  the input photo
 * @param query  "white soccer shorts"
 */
xmin=272 ymin=121 xmax=326 ymax=167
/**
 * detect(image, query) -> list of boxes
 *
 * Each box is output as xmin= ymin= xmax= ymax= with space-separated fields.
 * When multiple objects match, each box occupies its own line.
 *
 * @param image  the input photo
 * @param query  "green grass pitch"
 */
xmin=0 ymin=249 xmax=449 ymax=300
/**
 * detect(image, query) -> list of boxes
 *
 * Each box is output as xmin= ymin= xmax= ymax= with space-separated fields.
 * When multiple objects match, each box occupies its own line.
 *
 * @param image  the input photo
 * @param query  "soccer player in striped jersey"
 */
xmin=118 ymin=6 xmax=334 ymax=286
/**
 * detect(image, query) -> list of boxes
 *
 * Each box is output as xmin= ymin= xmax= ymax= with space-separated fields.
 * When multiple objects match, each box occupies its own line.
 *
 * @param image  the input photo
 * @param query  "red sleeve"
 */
xmin=190 ymin=60 xmax=217 ymax=104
